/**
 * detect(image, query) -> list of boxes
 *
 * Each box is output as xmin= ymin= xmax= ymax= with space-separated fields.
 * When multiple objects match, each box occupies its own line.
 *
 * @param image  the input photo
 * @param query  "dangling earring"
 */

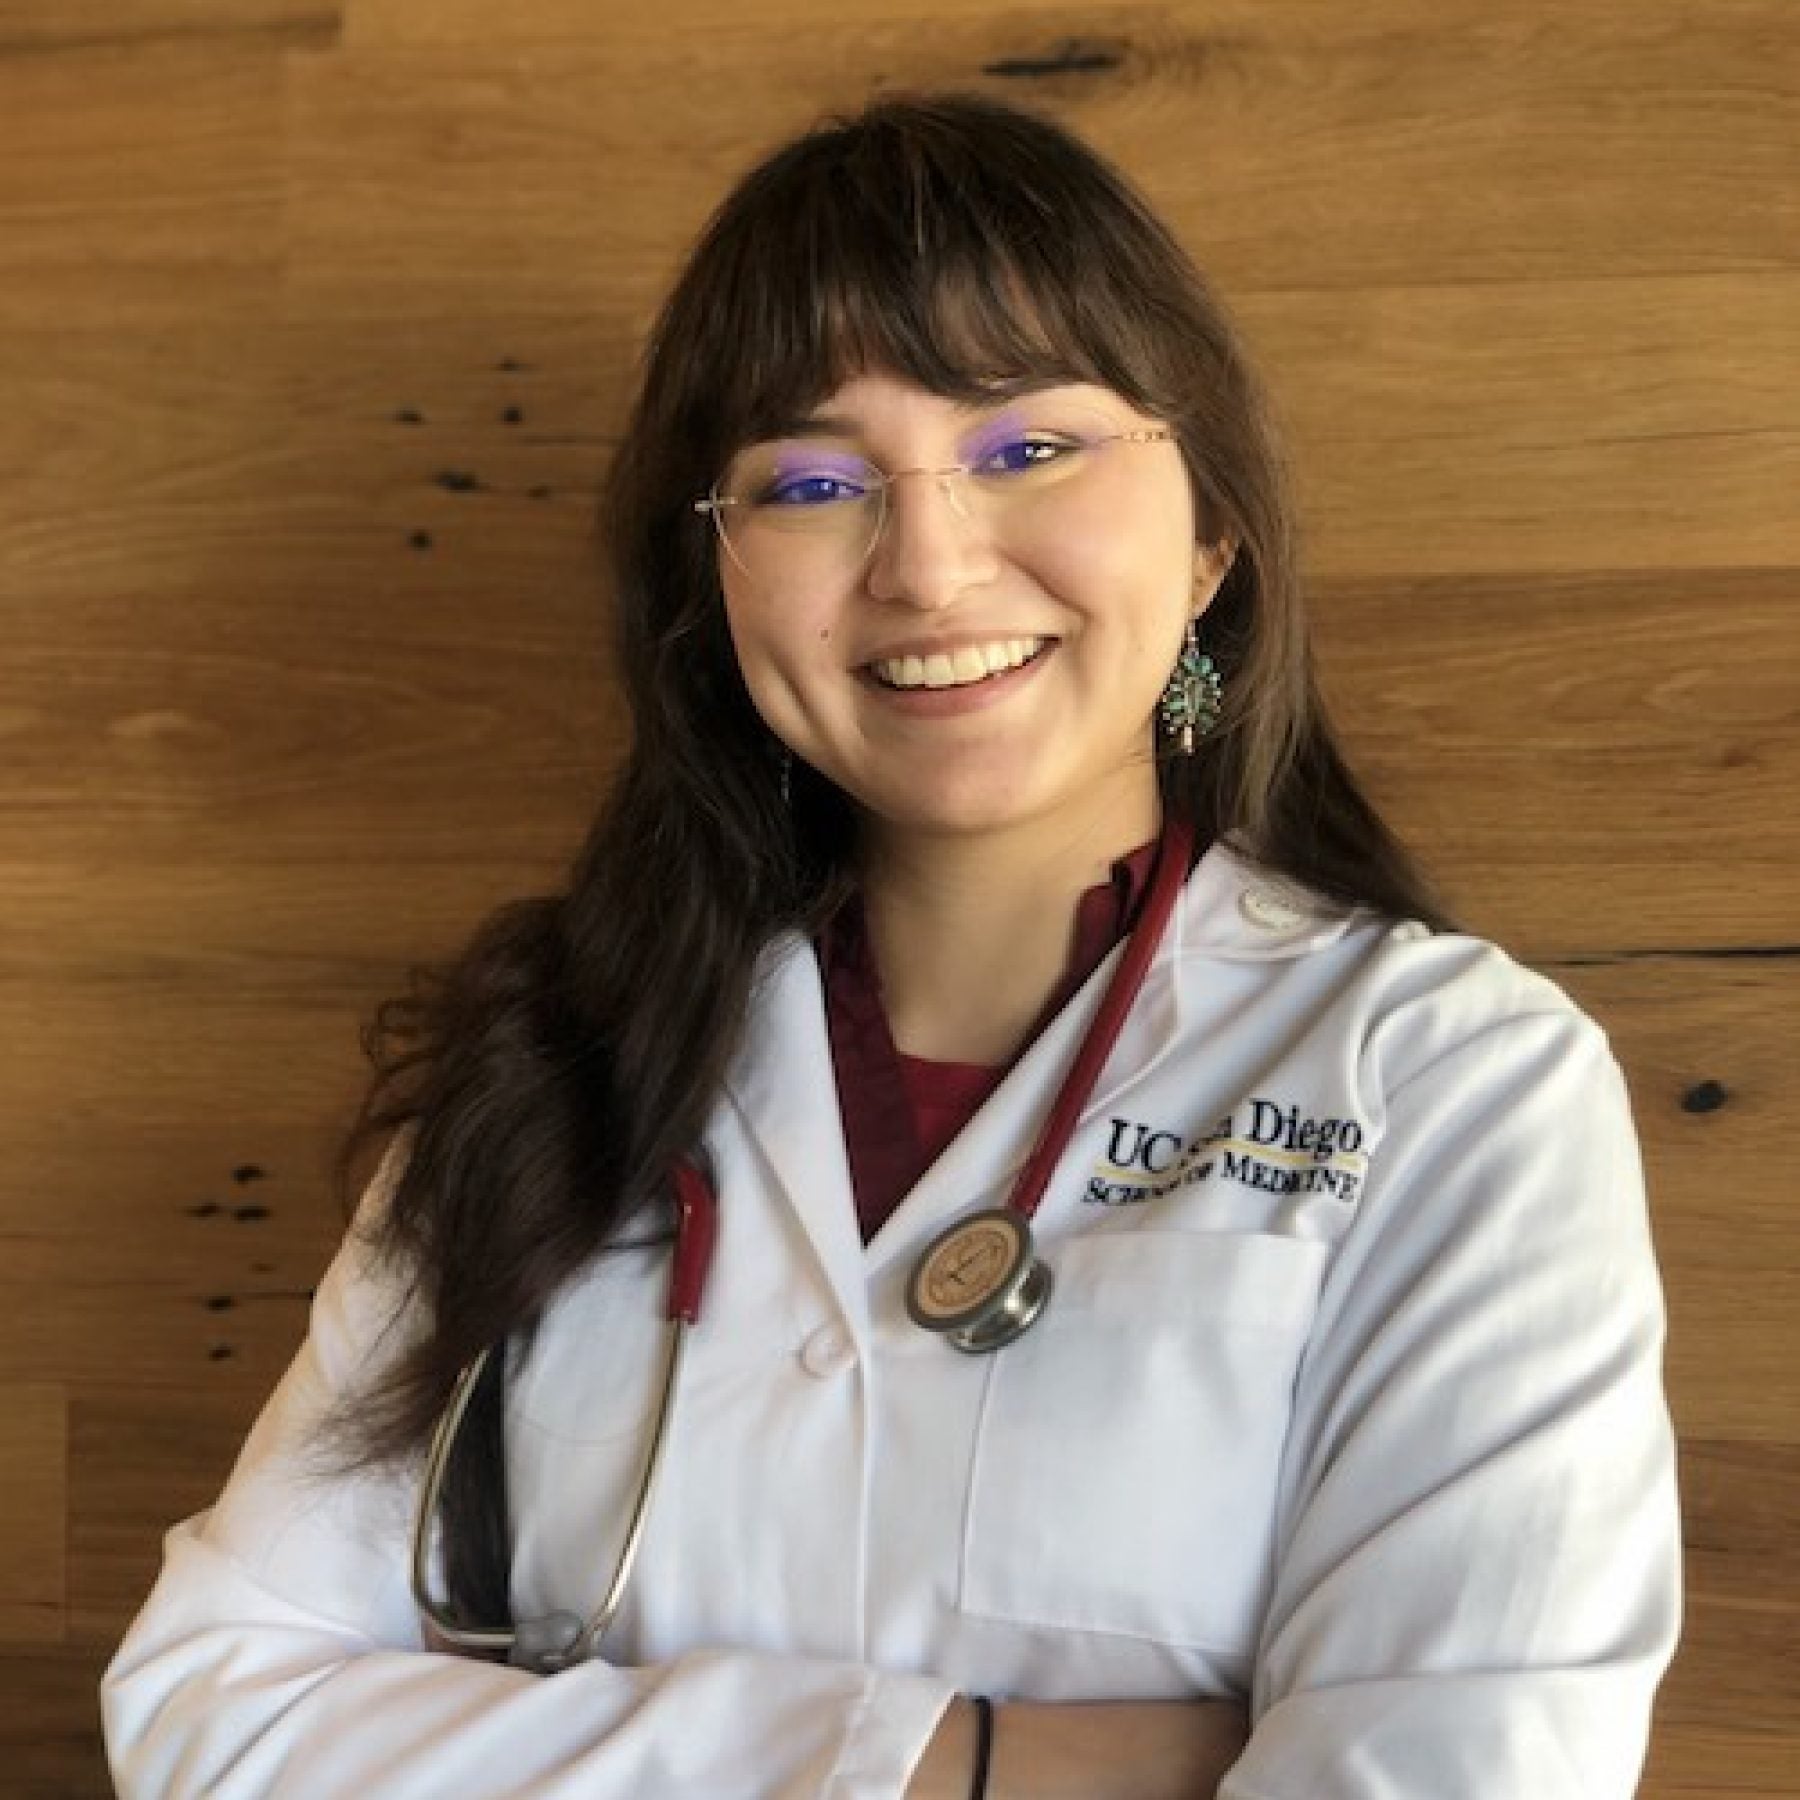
xmin=1157 ymin=619 xmax=1224 ymax=755
xmin=778 ymin=747 xmax=793 ymax=806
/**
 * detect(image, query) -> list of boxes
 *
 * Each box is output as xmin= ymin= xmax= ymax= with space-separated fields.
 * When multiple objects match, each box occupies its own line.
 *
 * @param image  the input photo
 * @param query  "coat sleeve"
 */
xmin=1217 ymin=1003 xmax=1683 ymax=1800
xmin=99 ymin=1135 xmax=958 ymax=1800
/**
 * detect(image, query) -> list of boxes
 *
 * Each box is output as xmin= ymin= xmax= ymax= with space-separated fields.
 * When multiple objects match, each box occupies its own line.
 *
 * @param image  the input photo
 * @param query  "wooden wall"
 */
xmin=2 ymin=1 xmax=1794 ymax=1793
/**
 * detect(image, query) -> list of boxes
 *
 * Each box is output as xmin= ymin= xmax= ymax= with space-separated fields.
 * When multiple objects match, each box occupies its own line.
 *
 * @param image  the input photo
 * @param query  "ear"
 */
xmin=1190 ymin=538 xmax=1238 ymax=617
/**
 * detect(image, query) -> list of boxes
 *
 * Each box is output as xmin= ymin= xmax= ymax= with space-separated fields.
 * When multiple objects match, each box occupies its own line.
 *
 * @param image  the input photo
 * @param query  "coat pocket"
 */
xmin=958 ymin=1229 xmax=1326 ymax=1653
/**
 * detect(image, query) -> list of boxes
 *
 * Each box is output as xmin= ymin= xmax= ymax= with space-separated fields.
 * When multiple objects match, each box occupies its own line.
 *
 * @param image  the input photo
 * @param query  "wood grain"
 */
xmin=0 ymin=1387 xmax=67 ymax=1644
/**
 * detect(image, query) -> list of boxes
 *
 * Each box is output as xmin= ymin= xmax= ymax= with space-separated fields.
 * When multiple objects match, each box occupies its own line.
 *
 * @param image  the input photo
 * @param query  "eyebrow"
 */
xmin=762 ymin=373 xmax=1089 ymax=440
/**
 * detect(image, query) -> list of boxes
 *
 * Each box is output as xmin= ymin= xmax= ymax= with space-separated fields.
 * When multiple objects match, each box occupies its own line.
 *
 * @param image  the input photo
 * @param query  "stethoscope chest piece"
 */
xmin=508 ymin=1610 xmax=587 ymax=1674
xmin=906 ymin=1207 xmax=1053 ymax=1353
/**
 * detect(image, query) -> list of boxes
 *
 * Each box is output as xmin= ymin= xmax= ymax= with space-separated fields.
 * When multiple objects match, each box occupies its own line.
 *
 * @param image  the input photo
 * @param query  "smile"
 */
xmin=868 ymin=637 xmax=1049 ymax=691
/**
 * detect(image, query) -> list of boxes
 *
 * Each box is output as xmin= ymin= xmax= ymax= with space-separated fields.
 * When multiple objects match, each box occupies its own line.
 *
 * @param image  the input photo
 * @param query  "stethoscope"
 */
xmin=411 ymin=813 xmax=1195 ymax=1673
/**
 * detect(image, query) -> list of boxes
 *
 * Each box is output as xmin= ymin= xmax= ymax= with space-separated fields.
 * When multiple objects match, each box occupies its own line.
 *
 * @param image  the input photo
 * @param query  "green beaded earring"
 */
xmin=1158 ymin=619 xmax=1223 ymax=754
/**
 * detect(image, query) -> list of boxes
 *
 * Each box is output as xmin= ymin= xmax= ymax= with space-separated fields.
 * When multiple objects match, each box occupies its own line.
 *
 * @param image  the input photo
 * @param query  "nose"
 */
xmin=863 ymin=465 xmax=997 ymax=608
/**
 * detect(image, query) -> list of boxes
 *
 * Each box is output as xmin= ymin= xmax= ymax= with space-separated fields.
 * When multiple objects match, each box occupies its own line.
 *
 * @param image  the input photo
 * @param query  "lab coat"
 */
xmin=100 ymin=837 xmax=1682 ymax=1798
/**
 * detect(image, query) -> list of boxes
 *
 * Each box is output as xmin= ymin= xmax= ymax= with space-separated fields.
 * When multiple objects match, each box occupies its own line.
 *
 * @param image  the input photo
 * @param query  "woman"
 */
xmin=101 ymin=91 xmax=1681 ymax=1797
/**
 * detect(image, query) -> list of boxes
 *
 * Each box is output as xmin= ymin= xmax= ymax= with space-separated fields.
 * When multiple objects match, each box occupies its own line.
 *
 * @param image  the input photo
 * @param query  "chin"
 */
xmin=861 ymin=779 xmax=1064 ymax=841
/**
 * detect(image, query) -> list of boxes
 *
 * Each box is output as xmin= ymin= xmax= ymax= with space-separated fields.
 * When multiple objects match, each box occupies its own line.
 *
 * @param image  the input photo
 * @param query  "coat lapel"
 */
xmin=721 ymin=936 xmax=875 ymax=1340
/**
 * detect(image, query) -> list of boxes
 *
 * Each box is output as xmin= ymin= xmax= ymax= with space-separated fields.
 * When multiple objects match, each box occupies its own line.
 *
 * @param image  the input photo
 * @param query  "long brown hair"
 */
xmin=310 ymin=89 xmax=1461 ymax=1637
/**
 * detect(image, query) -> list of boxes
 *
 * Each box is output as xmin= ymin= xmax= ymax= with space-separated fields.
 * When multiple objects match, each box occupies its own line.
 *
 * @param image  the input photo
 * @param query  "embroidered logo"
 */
xmin=1084 ymin=1100 xmax=1370 ymax=1207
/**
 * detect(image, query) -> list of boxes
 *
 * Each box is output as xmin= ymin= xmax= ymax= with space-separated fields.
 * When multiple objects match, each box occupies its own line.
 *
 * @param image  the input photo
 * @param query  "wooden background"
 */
xmin=1 ymin=1 xmax=1794 ymax=1793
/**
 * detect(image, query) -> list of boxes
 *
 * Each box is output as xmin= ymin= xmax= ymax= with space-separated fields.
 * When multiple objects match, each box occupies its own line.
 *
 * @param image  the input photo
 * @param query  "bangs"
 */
xmin=808 ymin=197 xmax=1094 ymax=399
xmin=693 ymin=104 xmax=1170 ymax=459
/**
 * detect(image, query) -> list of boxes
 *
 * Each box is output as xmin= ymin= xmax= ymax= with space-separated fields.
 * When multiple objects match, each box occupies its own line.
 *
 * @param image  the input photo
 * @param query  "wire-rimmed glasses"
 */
xmin=693 ymin=408 xmax=1179 ymax=589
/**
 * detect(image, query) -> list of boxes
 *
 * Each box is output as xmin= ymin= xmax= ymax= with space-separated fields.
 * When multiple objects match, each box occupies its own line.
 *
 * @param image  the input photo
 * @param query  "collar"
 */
xmin=1184 ymin=832 xmax=1363 ymax=961
xmin=814 ymin=835 xmax=1163 ymax=1048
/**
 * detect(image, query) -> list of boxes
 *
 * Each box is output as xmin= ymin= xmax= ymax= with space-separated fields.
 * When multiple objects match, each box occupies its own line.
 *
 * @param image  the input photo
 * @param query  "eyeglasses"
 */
xmin=693 ymin=410 xmax=1178 ymax=589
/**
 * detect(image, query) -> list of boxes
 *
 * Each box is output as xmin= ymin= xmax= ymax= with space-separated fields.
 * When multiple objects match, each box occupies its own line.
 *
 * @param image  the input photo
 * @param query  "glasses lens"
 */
xmin=711 ymin=404 xmax=1158 ymax=587
xmin=713 ymin=444 xmax=882 ymax=585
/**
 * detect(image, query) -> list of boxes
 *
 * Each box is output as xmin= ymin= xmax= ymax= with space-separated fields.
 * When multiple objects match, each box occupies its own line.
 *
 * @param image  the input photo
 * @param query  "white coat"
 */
xmin=100 ymin=837 xmax=1683 ymax=1798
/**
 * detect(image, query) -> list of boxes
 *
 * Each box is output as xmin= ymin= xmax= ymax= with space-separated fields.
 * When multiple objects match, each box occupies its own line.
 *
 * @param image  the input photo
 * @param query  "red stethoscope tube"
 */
xmin=1007 ymin=811 xmax=1194 ymax=1224
xmin=665 ymin=811 xmax=1195 ymax=1325
xmin=668 ymin=1158 xmax=720 ymax=1324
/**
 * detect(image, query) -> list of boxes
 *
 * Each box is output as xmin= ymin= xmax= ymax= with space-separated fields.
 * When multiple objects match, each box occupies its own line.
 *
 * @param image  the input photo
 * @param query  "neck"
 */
xmin=856 ymin=783 xmax=1163 ymax=1066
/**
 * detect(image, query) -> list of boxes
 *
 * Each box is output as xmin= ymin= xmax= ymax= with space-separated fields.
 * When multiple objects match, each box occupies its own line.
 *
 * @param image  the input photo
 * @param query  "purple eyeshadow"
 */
xmin=771 ymin=450 xmax=867 ymax=479
xmin=758 ymin=399 xmax=1103 ymax=482
xmin=963 ymin=413 xmax=1026 ymax=464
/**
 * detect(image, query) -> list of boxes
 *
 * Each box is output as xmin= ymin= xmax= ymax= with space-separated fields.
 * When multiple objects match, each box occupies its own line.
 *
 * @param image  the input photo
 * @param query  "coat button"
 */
xmin=1239 ymin=886 xmax=1308 ymax=931
xmin=799 ymin=1324 xmax=855 ymax=1377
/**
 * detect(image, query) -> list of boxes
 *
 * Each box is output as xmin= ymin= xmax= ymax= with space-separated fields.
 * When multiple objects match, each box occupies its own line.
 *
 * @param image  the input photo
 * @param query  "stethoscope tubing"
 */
xmin=413 ymin=1167 xmax=717 ymax=1669
xmin=1008 ymin=813 xmax=1194 ymax=1225
xmin=412 ymin=1347 xmax=512 ymax=1659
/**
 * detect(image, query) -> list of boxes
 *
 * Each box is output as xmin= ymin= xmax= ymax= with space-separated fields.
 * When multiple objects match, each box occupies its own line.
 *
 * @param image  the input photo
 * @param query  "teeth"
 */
xmin=873 ymin=637 xmax=1045 ymax=691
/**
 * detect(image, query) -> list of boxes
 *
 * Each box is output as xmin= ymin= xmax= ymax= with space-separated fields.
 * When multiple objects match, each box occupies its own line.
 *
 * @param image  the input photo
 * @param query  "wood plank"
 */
xmin=0 ymin=313 xmax=621 ymax=600
xmin=0 ymin=41 xmax=295 ymax=329
xmin=1643 ymin=1727 xmax=1800 ymax=1799
xmin=0 ymin=985 xmax=371 ymax=1126
xmin=0 ymin=859 xmax=566 ymax=992
xmin=1678 ymin=1440 xmax=1800 ymax=1607
xmin=315 ymin=2 xmax=1798 ymax=292
xmin=1314 ymin=569 xmax=1800 ymax=952
xmin=0 ymin=1386 xmax=66 ymax=1645
xmin=1267 ymin=279 xmax=1799 ymax=577
xmin=0 ymin=1644 xmax=119 ymax=1800
xmin=0 ymin=617 xmax=614 ymax=865
xmin=0 ymin=1280 xmax=315 ymax=1396
xmin=0 ymin=3 xmax=338 ymax=58
xmin=1556 ymin=961 xmax=1798 ymax=1446
xmin=1651 ymin=1591 xmax=1800 ymax=1773
xmin=346 ymin=0 xmax=1168 ymax=45
xmin=1 ymin=1121 xmax=369 ymax=1293
xmin=69 ymin=1384 xmax=270 ymax=1648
